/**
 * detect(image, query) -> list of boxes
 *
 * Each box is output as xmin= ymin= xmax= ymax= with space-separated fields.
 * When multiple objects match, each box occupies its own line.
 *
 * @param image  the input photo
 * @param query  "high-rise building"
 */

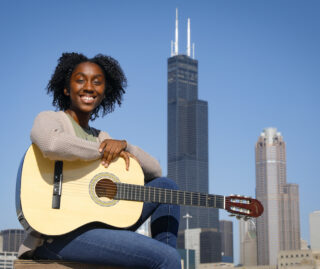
xmin=239 ymin=219 xmax=257 ymax=266
xmin=178 ymin=228 xmax=222 ymax=267
xmin=310 ymin=211 xmax=320 ymax=250
xmin=0 ymin=251 xmax=18 ymax=269
xmin=0 ymin=229 xmax=25 ymax=253
xmin=255 ymin=128 xmax=301 ymax=266
xmin=167 ymin=9 xmax=218 ymax=231
xmin=220 ymin=220 xmax=233 ymax=263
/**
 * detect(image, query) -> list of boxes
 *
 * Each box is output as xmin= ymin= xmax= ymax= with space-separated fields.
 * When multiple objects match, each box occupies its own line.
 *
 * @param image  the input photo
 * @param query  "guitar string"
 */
xmin=57 ymin=191 xmax=226 ymax=207
xmin=57 ymin=187 xmax=248 ymax=212
xmin=60 ymin=186 xmax=227 ymax=205
xmin=48 ymin=190 xmax=248 ymax=213
xmin=61 ymin=188 xmax=226 ymax=202
xmin=61 ymin=186 xmax=227 ymax=202
xmin=60 ymin=181 xmax=226 ymax=199
xmin=61 ymin=184 xmax=226 ymax=199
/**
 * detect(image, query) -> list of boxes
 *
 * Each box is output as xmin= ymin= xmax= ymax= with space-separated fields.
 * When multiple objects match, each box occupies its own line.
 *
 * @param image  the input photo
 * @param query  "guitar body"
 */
xmin=17 ymin=144 xmax=144 ymax=236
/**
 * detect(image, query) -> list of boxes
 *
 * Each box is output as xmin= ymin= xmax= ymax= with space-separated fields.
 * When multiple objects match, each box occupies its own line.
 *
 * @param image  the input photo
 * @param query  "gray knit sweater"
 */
xmin=18 ymin=110 xmax=162 ymax=257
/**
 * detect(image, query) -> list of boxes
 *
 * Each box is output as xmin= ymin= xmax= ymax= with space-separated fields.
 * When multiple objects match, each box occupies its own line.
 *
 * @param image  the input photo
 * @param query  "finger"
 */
xmin=105 ymin=147 xmax=119 ymax=167
xmin=120 ymin=152 xmax=130 ymax=171
xmin=99 ymin=139 xmax=109 ymax=153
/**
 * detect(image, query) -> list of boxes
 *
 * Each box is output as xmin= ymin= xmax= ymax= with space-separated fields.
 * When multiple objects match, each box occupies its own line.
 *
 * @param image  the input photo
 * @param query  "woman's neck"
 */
xmin=65 ymin=109 xmax=90 ymax=129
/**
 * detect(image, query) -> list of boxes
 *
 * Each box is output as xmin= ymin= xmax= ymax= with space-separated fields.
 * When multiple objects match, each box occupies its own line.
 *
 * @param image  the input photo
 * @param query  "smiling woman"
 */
xmin=17 ymin=52 xmax=181 ymax=269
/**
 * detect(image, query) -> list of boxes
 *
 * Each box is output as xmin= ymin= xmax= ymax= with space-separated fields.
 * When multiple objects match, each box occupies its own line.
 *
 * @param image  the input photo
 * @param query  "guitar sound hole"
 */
xmin=95 ymin=179 xmax=117 ymax=199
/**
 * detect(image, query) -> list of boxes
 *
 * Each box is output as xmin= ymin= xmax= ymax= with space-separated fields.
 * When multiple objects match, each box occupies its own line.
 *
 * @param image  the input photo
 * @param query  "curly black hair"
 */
xmin=47 ymin=52 xmax=127 ymax=120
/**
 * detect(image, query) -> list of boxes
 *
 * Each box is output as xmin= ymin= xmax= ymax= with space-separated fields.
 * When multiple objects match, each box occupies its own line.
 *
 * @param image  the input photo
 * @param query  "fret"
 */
xmin=116 ymin=183 xmax=226 ymax=210
xmin=164 ymin=189 xmax=166 ymax=203
xmin=185 ymin=192 xmax=190 ymax=206
xmin=136 ymin=185 xmax=140 ymax=201
xmin=192 ymin=192 xmax=198 ymax=206
xmin=158 ymin=188 xmax=161 ymax=203
xmin=178 ymin=191 xmax=184 ymax=205
xmin=128 ymin=185 xmax=131 ymax=200
xmin=200 ymin=194 xmax=206 ymax=207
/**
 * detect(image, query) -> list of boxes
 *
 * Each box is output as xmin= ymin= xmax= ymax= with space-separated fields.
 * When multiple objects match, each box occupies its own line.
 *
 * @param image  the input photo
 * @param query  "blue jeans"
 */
xmin=34 ymin=177 xmax=181 ymax=269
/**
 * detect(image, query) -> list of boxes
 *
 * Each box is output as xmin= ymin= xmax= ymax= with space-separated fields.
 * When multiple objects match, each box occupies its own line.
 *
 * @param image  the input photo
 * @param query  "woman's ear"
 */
xmin=64 ymin=88 xmax=70 ymax=96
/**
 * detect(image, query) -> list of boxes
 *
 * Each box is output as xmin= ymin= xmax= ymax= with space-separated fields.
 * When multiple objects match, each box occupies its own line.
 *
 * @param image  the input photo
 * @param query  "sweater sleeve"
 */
xmin=30 ymin=111 xmax=103 ymax=161
xmin=126 ymin=143 xmax=162 ymax=182
xmin=98 ymin=130 xmax=162 ymax=182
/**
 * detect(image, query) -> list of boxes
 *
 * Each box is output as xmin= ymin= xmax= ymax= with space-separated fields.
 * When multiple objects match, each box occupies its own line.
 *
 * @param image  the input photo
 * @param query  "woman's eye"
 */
xmin=94 ymin=80 xmax=102 ymax=85
xmin=76 ymin=79 xmax=84 ymax=83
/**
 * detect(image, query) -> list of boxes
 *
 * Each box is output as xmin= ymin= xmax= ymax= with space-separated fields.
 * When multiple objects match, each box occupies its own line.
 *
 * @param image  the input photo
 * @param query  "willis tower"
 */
xmin=167 ymin=9 xmax=219 ymax=231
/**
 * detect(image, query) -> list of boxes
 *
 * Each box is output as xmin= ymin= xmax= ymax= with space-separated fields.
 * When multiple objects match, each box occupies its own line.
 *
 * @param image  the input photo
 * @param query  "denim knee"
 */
xmin=148 ymin=177 xmax=179 ymax=191
xmin=163 ymin=247 xmax=182 ymax=269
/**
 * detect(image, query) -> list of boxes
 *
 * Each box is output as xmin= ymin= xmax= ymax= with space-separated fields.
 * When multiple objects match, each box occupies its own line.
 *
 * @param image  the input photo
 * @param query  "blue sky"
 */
xmin=1 ymin=0 xmax=319 ymax=263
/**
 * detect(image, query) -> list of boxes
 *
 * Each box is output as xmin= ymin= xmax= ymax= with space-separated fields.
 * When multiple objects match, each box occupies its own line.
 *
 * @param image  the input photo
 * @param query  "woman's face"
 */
xmin=64 ymin=62 xmax=106 ymax=114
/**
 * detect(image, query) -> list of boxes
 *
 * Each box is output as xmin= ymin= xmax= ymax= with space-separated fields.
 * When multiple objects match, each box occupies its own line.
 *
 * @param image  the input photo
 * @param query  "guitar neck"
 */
xmin=114 ymin=183 xmax=225 ymax=209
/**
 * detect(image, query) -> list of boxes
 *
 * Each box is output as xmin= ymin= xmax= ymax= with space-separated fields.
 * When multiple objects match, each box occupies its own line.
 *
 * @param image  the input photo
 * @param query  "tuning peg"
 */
xmin=229 ymin=214 xmax=235 ymax=217
xmin=236 ymin=215 xmax=242 ymax=220
xmin=244 ymin=216 xmax=250 ymax=221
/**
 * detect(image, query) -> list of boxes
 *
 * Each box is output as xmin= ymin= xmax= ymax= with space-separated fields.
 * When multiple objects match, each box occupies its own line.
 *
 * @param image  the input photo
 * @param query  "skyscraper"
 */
xmin=239 ymin=219 xmax=257 ymax=266
xmin=167 ymin=9 xmax=218 ymax=231
xmin=310 ymin=211 xmax=320 ymax=250
xmin=220 ymin=220 xmax=233 ymax=263
xmin=255 ymin=128 xmax=300 ymax=266
xmin=0 ymin=229 xmax=25 ymax=253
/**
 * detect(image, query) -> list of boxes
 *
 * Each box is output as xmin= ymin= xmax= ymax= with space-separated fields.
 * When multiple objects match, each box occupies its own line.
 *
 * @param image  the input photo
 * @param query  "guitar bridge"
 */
xmin=52 ymin=161 xmax=63 ymax=209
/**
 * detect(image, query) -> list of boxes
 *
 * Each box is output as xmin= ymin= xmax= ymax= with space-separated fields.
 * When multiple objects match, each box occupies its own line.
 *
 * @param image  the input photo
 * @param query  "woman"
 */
xmin=19 ymin=52 xmax=181 ymax=269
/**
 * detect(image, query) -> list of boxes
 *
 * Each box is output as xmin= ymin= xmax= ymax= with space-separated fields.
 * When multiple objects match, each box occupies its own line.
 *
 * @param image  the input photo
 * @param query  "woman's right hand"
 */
xmin=99 ymin=139 xmax=139 ymax=170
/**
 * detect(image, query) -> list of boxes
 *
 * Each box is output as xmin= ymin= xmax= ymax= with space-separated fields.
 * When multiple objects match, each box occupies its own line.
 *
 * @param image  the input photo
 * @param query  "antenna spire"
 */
xmin=175 ymin=8 xmax=179 ymax=55
xmin=192 ymin=43 xmax=195 ymax=59
xmin=187 ymin=18 xmax=191 ymax=57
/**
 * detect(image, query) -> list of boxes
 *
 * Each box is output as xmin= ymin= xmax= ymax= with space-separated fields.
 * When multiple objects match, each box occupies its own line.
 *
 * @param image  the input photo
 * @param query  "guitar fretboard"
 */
xmin=114 ymin=183 xmax=225 ymax=209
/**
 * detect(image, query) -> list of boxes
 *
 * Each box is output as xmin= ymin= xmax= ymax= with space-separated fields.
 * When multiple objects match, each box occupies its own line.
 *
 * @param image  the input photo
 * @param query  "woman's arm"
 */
xmin=31 ymin=111 xmax=104 ymax=161
xmin=98 ymin=131 xmax=162 ymax=182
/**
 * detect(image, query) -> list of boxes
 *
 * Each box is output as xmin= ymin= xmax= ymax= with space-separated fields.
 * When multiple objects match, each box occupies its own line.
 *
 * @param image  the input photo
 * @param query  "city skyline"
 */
xmin=1 ymin=0 xmax=319 ymax=264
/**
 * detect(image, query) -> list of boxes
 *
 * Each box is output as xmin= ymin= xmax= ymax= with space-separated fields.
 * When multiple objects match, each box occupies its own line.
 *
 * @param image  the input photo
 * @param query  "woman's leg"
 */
xmin=34 ymin=177 xmax=181 ymax=268
xmin=33 ymin=227 xmax=181 ymax=268
xmin=129 ymin=177 xmax=180 ymax=248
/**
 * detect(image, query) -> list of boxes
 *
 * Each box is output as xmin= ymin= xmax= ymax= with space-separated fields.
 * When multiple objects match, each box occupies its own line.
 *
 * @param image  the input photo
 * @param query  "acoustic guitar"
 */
xmin=16 ymin=144 xmax=263 ymax=236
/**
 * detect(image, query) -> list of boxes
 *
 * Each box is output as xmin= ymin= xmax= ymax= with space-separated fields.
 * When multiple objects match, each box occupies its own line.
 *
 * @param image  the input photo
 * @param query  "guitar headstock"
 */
xmin=225 ymin=195 xmax=264 ymax=220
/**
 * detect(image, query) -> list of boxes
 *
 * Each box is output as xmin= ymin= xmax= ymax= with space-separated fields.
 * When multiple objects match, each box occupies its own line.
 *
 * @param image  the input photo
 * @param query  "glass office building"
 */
xmin=167 ymin=54 xmax=218 ymax=230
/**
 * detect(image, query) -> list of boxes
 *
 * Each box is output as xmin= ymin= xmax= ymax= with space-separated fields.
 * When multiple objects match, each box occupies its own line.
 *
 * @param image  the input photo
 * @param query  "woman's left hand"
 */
xmin=99 ymin=139 xmax=128 ymax=168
